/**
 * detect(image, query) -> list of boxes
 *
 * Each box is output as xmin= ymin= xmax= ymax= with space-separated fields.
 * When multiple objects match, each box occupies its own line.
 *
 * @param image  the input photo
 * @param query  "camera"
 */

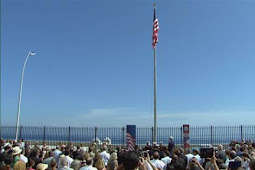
xmin=143 ymin=151 xmax=148 ymax=157
xmin=199 ymin=148 xmax=214 ymax=158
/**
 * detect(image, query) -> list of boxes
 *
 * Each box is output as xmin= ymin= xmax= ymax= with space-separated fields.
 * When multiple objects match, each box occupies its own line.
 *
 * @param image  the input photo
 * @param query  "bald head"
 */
xmin=153 ymin=151 xmax=160 ymax=160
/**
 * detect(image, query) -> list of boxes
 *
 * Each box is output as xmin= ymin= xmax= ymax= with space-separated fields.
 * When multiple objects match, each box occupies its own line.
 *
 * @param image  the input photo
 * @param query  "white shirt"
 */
xmin=100 ymin=151 xmax=110 ymax=166
xmin=54 ymin=149 xmax=62 ymax=166
xmin=66 ymin=156 xmax=74 ymax=168
xmin=80 ymin=165 xmax=97 ymax=170
xmin=161 ymin=157 xmax=171 ymax=170
xmin=20 ymin=154 xmax=28 ymax=163
xmin=161 ymin=156 xmax=172 ymax=165
xmin=151 ymin=159 xmax=165 ymax=170
xmin=186 ymin=153 xmax=194 ymax=166
xmin=193 ymin=154 xmax=203 ymax=165
xmin=81 ymin=147 xmax=87 ymax=152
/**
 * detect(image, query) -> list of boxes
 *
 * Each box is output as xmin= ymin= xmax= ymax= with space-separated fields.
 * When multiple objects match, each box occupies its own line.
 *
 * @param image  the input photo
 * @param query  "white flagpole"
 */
xmin=153 ymin=3 xmax=157 ymax=143
xmin=153 ymin=45 xmax=157 ymax=143
xmin=15 ymin=51 xmax=34 ymax=141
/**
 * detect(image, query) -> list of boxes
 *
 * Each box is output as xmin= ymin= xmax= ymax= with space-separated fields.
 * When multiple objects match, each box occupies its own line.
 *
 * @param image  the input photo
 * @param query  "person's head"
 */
xmin=186 ymin=149 xmax=192 ymax=154
xmin=4 ymin=143 xmax=12 ymax=152
xmin=30 ymin=148 xmax=40 ymax=157
xmin=83 ymin=152 xmax=90 ymax=161
xmin=36 ymin=163 xmax=48 ymax=170
xmin=94 ymin=152 xmax=101 ymax=161
xmin=70 ymin=160 xmax=81 ymax=170
xmin=189 ymin=157 xmax=198 ymax=168
xmin=12 ymin=146 xmax=22 ymax=157
xmin=13 ymin=160 xmax=26 ymax=170
xmin=235 ymin=144 xmax=240 ymax=151
xmin=95 ymin=159 xmax=105 ymax=170
xmin=175 ymin=150 xmax=181 ymax=157
xmin=59 ymin=157 xmax=68 ymax=167
xmin=49 ymin=151 xmax=54 ymax=157
xmin=179 ymin=148 xmax=184 ymax=154
xmin=64 ymin=150 xmax=70 ymax=156
xmin=4 ymin=154 xmax=13 ymax=166
xmin=251 ymin=151 xmax=255 ymax=159
xmin=86 ymin=157 xmax=93 ymax=166
xmin=153 ymin=151 xmax=160 ymax=160
xmin=192 ymin=149 xmax=199 ymax=156
xmin=225 ymin=150 xmax=230 ymax=156
xmin=218 ymin=144 xmax=223 ymax=151
xmin=50 ymin=159 xmax=57 ymax=169
xmin=164 ymin=151 xmax=170 ymax=157
xmin=102 ymin=146 xmax=107 ymax=151
xmin=169 ymin=136 xmax=174 ymax=141
xmin=172 ymin=155 xmax=178 ymax=163
xmin=122 ymin=151 xmax=140 ymax=170
xmin=229 ymin=151 xmax=236 ymax=159
xmin=110 ymin=152 xmax=118 ymax=160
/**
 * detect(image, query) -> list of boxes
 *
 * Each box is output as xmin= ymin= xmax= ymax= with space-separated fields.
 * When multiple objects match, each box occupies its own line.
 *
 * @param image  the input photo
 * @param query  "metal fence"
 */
xmin=1 ymin=125 xmax=255 ymax=147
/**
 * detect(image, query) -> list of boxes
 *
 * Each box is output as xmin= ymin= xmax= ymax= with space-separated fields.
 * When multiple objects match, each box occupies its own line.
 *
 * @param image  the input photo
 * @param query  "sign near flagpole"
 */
xmin=183 ymin=124 xmax=190 ymax=152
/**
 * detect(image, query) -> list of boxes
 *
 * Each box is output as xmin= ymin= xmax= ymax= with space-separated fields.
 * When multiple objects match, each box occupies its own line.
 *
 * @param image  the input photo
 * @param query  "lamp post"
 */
xmin=15 ymin=51 xmax=36 ymax=141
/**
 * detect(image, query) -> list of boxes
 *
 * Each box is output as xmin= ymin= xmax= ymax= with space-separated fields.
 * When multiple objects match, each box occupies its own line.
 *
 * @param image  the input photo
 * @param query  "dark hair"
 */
xmin=65 ymin=150 xmax=70 ymax=156
xmin=164 ymin=151 xmax=170 ymax=157
xmin=122 ymin=151 xmax=139 ymax=170
xmin=229 ymin=152 xmax=236 ymax=159
xmin=4 ymin=154 xmax=13 ymax=165
xmin=175 ymin=150 xmax=181 ymax=156
xmin=250 ymin=159 xmax=255 ymax=170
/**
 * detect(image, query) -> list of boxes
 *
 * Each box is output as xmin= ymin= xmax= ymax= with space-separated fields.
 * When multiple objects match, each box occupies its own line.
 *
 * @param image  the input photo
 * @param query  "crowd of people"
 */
xmin=0 ymin=137 xmax=255 ymax=170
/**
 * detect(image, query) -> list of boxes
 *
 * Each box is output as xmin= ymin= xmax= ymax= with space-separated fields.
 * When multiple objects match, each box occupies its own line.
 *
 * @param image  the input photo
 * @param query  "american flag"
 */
xmin=126 ymin=133 xmax=136 ymax=151
xmin=152 ymin=4 xmax=159 ymax=49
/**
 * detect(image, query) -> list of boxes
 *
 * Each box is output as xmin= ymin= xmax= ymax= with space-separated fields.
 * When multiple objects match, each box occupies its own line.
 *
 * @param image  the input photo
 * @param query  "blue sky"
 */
xmin=1 ymin=0 xmax=255 ymax=127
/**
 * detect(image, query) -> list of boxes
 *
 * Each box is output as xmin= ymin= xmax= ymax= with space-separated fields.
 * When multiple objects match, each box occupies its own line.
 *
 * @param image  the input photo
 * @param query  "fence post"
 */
xmin=151 ymin=127 xmax=154 ymax=143
xmin=68 ymin=126 xmax=71 ymax=143
xmin=95 ymin=127 xmax=98 ymax=149
xmin=180 ymin=126 xmax=183 ymax=148
xmin=43 ymin=126 xmax=46 ymax=143
xmin=19 ymin=126 xmax=22 ymax=140
xmin=240 ymin=125 xmax=243 ymax=140
xmin=211 ymin=126 xmax=213 ymax=145
xmin=122 ymin=127 xmax=125 ymax=147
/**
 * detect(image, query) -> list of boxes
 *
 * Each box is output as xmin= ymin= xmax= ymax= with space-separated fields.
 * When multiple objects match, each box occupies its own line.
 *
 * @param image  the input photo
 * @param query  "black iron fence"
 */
xmin=1 ymin=125 xmax=254 ymax=147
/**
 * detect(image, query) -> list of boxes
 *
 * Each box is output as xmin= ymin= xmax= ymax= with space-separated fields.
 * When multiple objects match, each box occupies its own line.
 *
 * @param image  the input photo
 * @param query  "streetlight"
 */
xmin=15 ymin=51 xmax=36 ymax=141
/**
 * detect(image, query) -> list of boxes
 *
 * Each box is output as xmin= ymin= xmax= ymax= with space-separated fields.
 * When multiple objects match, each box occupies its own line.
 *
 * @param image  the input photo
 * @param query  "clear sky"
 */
xmin=1 ymin=0 xmax=255 ymax=127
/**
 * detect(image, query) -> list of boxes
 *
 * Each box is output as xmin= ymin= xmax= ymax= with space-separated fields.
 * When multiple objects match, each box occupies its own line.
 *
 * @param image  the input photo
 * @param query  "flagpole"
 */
xmin=15 ymin=51 xmax=33 ymax=141
xmin=153 ymin=3 xmax=157 ymax=143
xmin=153 ymin=45 xmax=157 ymax=143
